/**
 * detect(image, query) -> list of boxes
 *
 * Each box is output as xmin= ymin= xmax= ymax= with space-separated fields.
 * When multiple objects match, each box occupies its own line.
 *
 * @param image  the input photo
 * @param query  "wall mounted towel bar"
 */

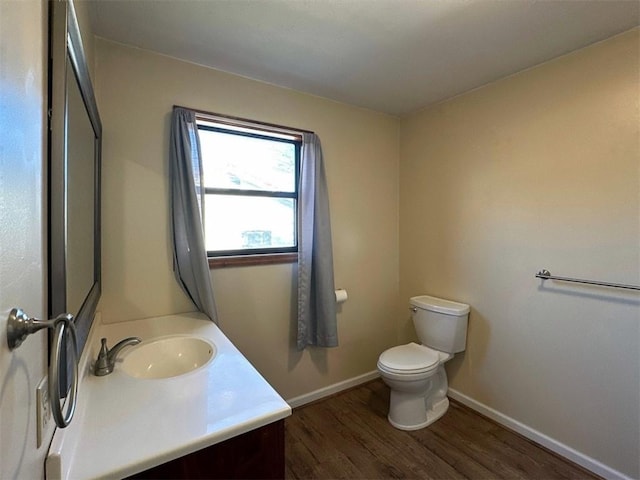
xmin=536 ymin=269 xmax=640 ymax=291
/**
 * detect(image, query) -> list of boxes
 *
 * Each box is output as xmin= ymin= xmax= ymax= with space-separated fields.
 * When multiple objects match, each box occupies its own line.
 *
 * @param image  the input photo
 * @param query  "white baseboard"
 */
xmin=286 ymin=370 xmax=380 ymax=409
xmin=448 ymin=388 xmax=634 ymax=480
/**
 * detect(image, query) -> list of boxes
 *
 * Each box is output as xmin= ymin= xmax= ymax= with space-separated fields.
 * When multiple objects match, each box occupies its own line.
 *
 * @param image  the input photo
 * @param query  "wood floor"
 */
xmin=285 ymin=380 xmax=600 ymax=480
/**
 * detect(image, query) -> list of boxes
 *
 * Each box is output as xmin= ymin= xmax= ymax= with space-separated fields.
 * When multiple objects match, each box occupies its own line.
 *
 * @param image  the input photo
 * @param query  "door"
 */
xmin=0 ymin=1 xmax=50 ymax=478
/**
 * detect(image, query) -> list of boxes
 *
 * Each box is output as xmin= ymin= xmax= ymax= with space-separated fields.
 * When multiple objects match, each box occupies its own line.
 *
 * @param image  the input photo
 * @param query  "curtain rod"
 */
xmin=173 ymin=105 xmax=315 ymax=135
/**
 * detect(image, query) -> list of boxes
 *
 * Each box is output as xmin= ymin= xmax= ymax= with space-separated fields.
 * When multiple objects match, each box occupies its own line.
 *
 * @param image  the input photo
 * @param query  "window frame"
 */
xmin=195 ymin=115 xmax=302 ymax=268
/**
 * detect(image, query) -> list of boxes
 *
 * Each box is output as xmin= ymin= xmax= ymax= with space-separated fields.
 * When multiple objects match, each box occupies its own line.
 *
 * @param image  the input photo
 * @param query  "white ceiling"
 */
xmin=87 ymin=0 xmax=640 ymax=115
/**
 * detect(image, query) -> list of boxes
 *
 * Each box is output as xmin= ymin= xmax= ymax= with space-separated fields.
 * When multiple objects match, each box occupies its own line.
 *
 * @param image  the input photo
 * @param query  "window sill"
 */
xmin=208 ymin=252 xmax=298 ymax=268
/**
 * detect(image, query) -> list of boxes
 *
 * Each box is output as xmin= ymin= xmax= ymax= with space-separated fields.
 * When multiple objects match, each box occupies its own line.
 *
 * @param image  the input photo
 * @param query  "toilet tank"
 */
xmin=410 ymin=295 xmax=470 ymax=353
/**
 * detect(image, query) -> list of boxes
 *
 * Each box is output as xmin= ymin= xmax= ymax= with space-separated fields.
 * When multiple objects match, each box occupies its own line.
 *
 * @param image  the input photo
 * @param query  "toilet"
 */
xmin=377 ymin=295 xmax=469 ymax=431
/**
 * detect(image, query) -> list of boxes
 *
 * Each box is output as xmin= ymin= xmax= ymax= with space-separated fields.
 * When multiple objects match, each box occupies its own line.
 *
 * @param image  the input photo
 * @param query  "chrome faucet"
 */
xmin=94 ymin=337 xmax=141 ymax=376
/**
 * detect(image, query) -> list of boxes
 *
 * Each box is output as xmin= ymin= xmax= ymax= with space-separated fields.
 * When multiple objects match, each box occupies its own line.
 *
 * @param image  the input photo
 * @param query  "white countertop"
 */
xmin=46 ymin=312 xmax=291 ymax=480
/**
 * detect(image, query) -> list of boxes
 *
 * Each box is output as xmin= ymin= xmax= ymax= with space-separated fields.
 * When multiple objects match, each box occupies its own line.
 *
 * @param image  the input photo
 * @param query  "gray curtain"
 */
xmin=169 ymin=108 xmax=218 ymax=323
xmin=297 ymin=133 xmax=337 ymax=350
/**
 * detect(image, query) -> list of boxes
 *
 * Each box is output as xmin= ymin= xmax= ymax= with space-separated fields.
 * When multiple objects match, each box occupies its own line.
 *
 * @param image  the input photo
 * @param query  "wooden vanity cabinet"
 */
xmin=128 ymin=419 xmax=284 ymax=479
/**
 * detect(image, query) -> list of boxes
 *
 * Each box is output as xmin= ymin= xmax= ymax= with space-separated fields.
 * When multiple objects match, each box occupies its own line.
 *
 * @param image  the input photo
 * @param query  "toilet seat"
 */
xmin=378 ymin=342 xmax=440 ymax=375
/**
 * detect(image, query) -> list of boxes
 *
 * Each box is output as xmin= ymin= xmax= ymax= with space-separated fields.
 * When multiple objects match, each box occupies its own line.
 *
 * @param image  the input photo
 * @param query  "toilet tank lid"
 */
xmin=410 ymin=295 xmax=470 ymax=315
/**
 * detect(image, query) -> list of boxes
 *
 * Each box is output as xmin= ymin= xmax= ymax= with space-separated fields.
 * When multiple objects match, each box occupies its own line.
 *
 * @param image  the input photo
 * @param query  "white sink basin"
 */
xmin=121 ymin=335 xmax=216 ymax=379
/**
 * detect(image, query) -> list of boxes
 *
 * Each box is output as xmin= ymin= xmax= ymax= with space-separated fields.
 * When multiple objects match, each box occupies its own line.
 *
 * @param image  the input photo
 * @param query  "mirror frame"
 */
xmin=49 ymin=0 xmax=102 ymax=392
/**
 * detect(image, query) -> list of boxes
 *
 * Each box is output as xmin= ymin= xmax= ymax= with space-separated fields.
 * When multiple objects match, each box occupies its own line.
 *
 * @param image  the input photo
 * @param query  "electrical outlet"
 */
xmin=36 ymin=376 xmax=50 ymax=448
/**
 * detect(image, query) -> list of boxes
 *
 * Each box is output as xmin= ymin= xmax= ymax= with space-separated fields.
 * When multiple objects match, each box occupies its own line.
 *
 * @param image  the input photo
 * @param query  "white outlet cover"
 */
xmin=36 ymin=376 xmax=49 ymax=448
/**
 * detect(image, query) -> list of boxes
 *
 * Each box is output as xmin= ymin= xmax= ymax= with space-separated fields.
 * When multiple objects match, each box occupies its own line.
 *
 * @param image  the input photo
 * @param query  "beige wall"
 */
xmin=95 ymin=39 xmax=400 ymax=399
xmin=95 ymin=27 xmax=638 ymax=477
xmin=400 ymin=29 xmax=639 ymax=478
xmin=0 ymin=1 xmax=49 ymax=478
xmin=0 ymin=2 xmax=98 ymax=477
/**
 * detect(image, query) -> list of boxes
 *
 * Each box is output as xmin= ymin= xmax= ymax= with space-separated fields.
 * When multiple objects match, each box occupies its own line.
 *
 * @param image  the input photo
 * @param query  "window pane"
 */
xmin=204 ymin=194 xmax=296 ymax=252
xmin=199 ymin=129 xmax=296 ymax=192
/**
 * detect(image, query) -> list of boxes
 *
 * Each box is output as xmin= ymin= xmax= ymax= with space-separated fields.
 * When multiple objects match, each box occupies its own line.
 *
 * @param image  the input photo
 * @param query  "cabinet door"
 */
xmin=129 ymin=419 xmax=285 ymax=479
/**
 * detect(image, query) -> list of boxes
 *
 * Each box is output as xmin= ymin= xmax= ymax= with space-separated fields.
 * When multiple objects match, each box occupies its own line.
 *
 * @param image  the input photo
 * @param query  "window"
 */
xmin=196 ymin=115 xmax=301 ymax=267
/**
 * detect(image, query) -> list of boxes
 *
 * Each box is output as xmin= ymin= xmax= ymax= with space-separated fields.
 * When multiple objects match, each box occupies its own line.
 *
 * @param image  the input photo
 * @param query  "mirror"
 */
xmin=49 ymin=0 xmax=102 ymax=392
xmin=65 ymin=54 xmax=96 ymax=316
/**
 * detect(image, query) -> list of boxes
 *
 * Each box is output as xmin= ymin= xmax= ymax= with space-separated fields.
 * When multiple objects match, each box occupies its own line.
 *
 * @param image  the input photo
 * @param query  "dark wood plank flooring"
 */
xmin=285 ymin=380 xmax=600 ymax=479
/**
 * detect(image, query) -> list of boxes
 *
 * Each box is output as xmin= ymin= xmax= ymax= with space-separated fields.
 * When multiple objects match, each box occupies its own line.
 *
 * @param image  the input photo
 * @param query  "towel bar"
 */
xmin=535 ymin=269 xmax=640 ymax=291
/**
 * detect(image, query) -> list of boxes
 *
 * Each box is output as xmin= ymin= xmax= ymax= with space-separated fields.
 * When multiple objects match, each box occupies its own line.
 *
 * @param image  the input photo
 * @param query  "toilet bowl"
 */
xmin=377 ymin=295 xmax=469 ymax=430
xmin=377 ymin=342 xmax=452 ymax=430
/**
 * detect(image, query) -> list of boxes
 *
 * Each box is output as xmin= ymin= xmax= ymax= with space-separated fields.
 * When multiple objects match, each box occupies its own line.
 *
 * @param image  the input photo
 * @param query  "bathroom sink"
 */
xmin=121 ymin=335 xmax=216 ymax=379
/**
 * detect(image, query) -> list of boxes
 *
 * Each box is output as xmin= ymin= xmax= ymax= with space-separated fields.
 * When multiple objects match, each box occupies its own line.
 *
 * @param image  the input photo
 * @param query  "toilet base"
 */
xmin=388 ymin=396 xmax=450 ymax=431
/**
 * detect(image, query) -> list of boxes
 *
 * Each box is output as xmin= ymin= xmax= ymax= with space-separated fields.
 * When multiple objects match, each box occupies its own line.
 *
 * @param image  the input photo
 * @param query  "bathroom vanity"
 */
xmin=46 ymin=313 xmax=291 ymax=479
